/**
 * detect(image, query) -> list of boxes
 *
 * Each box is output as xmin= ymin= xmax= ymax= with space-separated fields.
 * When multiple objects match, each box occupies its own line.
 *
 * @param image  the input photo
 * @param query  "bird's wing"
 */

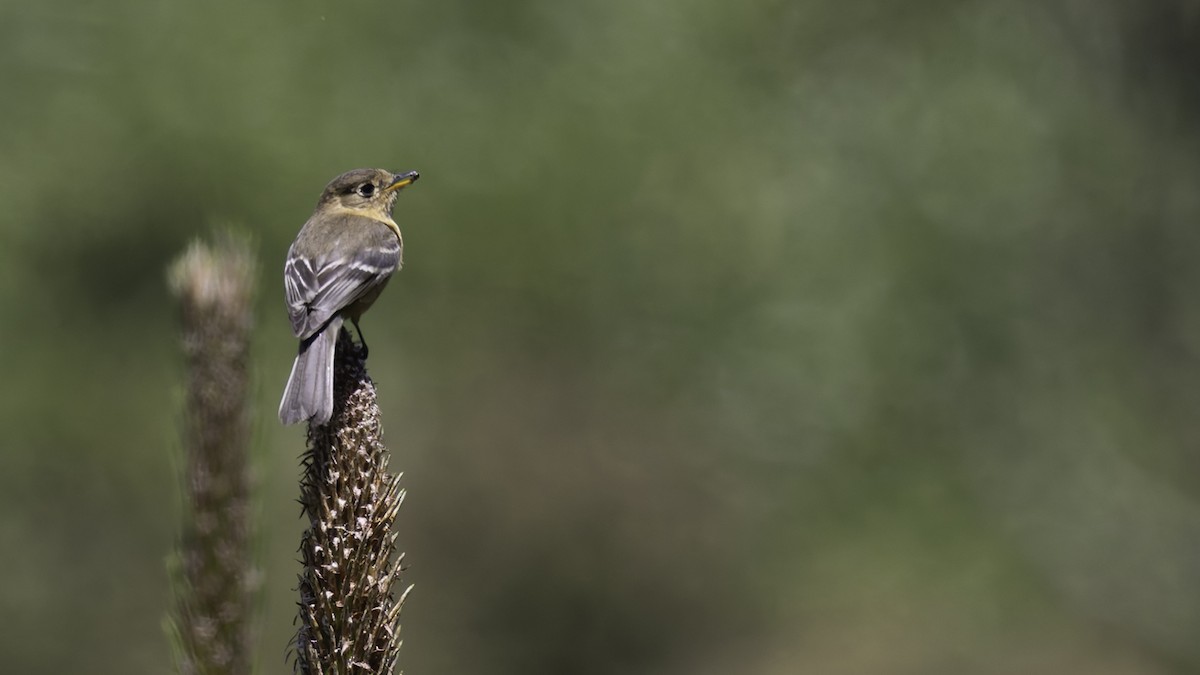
xmin=285 ymin=220 xmax=402 ymax=340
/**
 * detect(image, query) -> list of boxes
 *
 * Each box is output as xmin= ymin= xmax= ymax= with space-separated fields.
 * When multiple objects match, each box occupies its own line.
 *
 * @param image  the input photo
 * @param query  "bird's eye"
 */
xmin=357 ymin=183 xmax=376 ymax=197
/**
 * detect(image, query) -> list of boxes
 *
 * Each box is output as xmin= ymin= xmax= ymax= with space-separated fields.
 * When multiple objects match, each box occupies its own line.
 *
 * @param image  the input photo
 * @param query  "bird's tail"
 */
xmin=279 ymin=317 xmax=344 ymax=425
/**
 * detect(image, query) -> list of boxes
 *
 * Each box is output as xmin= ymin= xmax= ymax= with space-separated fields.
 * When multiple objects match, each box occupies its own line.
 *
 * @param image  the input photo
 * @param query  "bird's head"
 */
xmin=317 ymin=168 xmax=420 ymax=217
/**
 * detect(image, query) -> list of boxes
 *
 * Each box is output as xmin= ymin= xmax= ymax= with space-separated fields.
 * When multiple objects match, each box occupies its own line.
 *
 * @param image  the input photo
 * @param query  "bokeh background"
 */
xmin=5 ymin=0 xmax=1200 ymax=672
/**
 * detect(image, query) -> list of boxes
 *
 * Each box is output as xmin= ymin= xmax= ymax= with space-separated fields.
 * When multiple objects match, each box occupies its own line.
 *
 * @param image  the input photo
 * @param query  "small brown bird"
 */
xmin=279 ymin=168 xmax=419 ymax=425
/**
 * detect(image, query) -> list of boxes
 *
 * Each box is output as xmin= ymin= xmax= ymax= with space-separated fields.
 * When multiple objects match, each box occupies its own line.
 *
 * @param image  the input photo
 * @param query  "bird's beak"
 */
xmin=385 ymin=170 xmax=420 ymax=192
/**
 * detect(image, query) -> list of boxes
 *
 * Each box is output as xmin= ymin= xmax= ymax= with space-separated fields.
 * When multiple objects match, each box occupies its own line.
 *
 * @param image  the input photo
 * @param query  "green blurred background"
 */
xmin=5 ymin=0 xmax=1200 ymax=672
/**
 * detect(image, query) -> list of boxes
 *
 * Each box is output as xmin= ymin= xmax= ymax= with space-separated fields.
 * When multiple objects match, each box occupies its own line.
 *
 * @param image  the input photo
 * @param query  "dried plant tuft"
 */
xmin=167 ymin=233 xmax=260 ymax=675
xmin=295 ymin=329 xmax=411 ymax=675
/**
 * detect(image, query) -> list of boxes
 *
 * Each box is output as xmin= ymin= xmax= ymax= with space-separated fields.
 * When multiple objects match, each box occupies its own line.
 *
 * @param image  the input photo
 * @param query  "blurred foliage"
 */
xmin=4 ymin=0 xmax=1200 ymax=673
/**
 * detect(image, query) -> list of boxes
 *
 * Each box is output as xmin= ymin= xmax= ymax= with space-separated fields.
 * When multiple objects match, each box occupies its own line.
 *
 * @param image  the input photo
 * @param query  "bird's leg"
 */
xmin=351 ymin=318 xmax=369 ymax=359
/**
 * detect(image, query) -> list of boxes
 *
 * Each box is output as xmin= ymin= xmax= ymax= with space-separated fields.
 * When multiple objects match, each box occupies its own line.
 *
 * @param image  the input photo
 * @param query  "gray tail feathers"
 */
xmin=279 ymin=317 xmax=344 ymax=425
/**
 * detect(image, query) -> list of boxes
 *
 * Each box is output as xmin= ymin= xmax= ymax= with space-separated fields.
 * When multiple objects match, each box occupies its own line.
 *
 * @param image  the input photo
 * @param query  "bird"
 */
xmin=279 ymin=167 xmax=420 ymax=425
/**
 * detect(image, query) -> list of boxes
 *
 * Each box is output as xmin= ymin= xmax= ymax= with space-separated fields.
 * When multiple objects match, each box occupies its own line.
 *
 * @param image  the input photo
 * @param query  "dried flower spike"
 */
xmin=296 ymin=330 xmax=410 ymax=675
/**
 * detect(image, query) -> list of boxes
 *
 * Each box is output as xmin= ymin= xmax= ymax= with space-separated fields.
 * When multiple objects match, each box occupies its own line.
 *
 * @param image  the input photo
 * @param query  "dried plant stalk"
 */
xmin=296 ymin=330 xmax=411 ymax=674
xmin=167 ymin=234 xmax=259 ymax=675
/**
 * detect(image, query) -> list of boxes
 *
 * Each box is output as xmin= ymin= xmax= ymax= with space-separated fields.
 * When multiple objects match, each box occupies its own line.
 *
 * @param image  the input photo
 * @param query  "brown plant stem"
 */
xmin=167 ymin=234 xmax=259 ymax=675
xmin=296 ymin=329 xmax=410 ymax=674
